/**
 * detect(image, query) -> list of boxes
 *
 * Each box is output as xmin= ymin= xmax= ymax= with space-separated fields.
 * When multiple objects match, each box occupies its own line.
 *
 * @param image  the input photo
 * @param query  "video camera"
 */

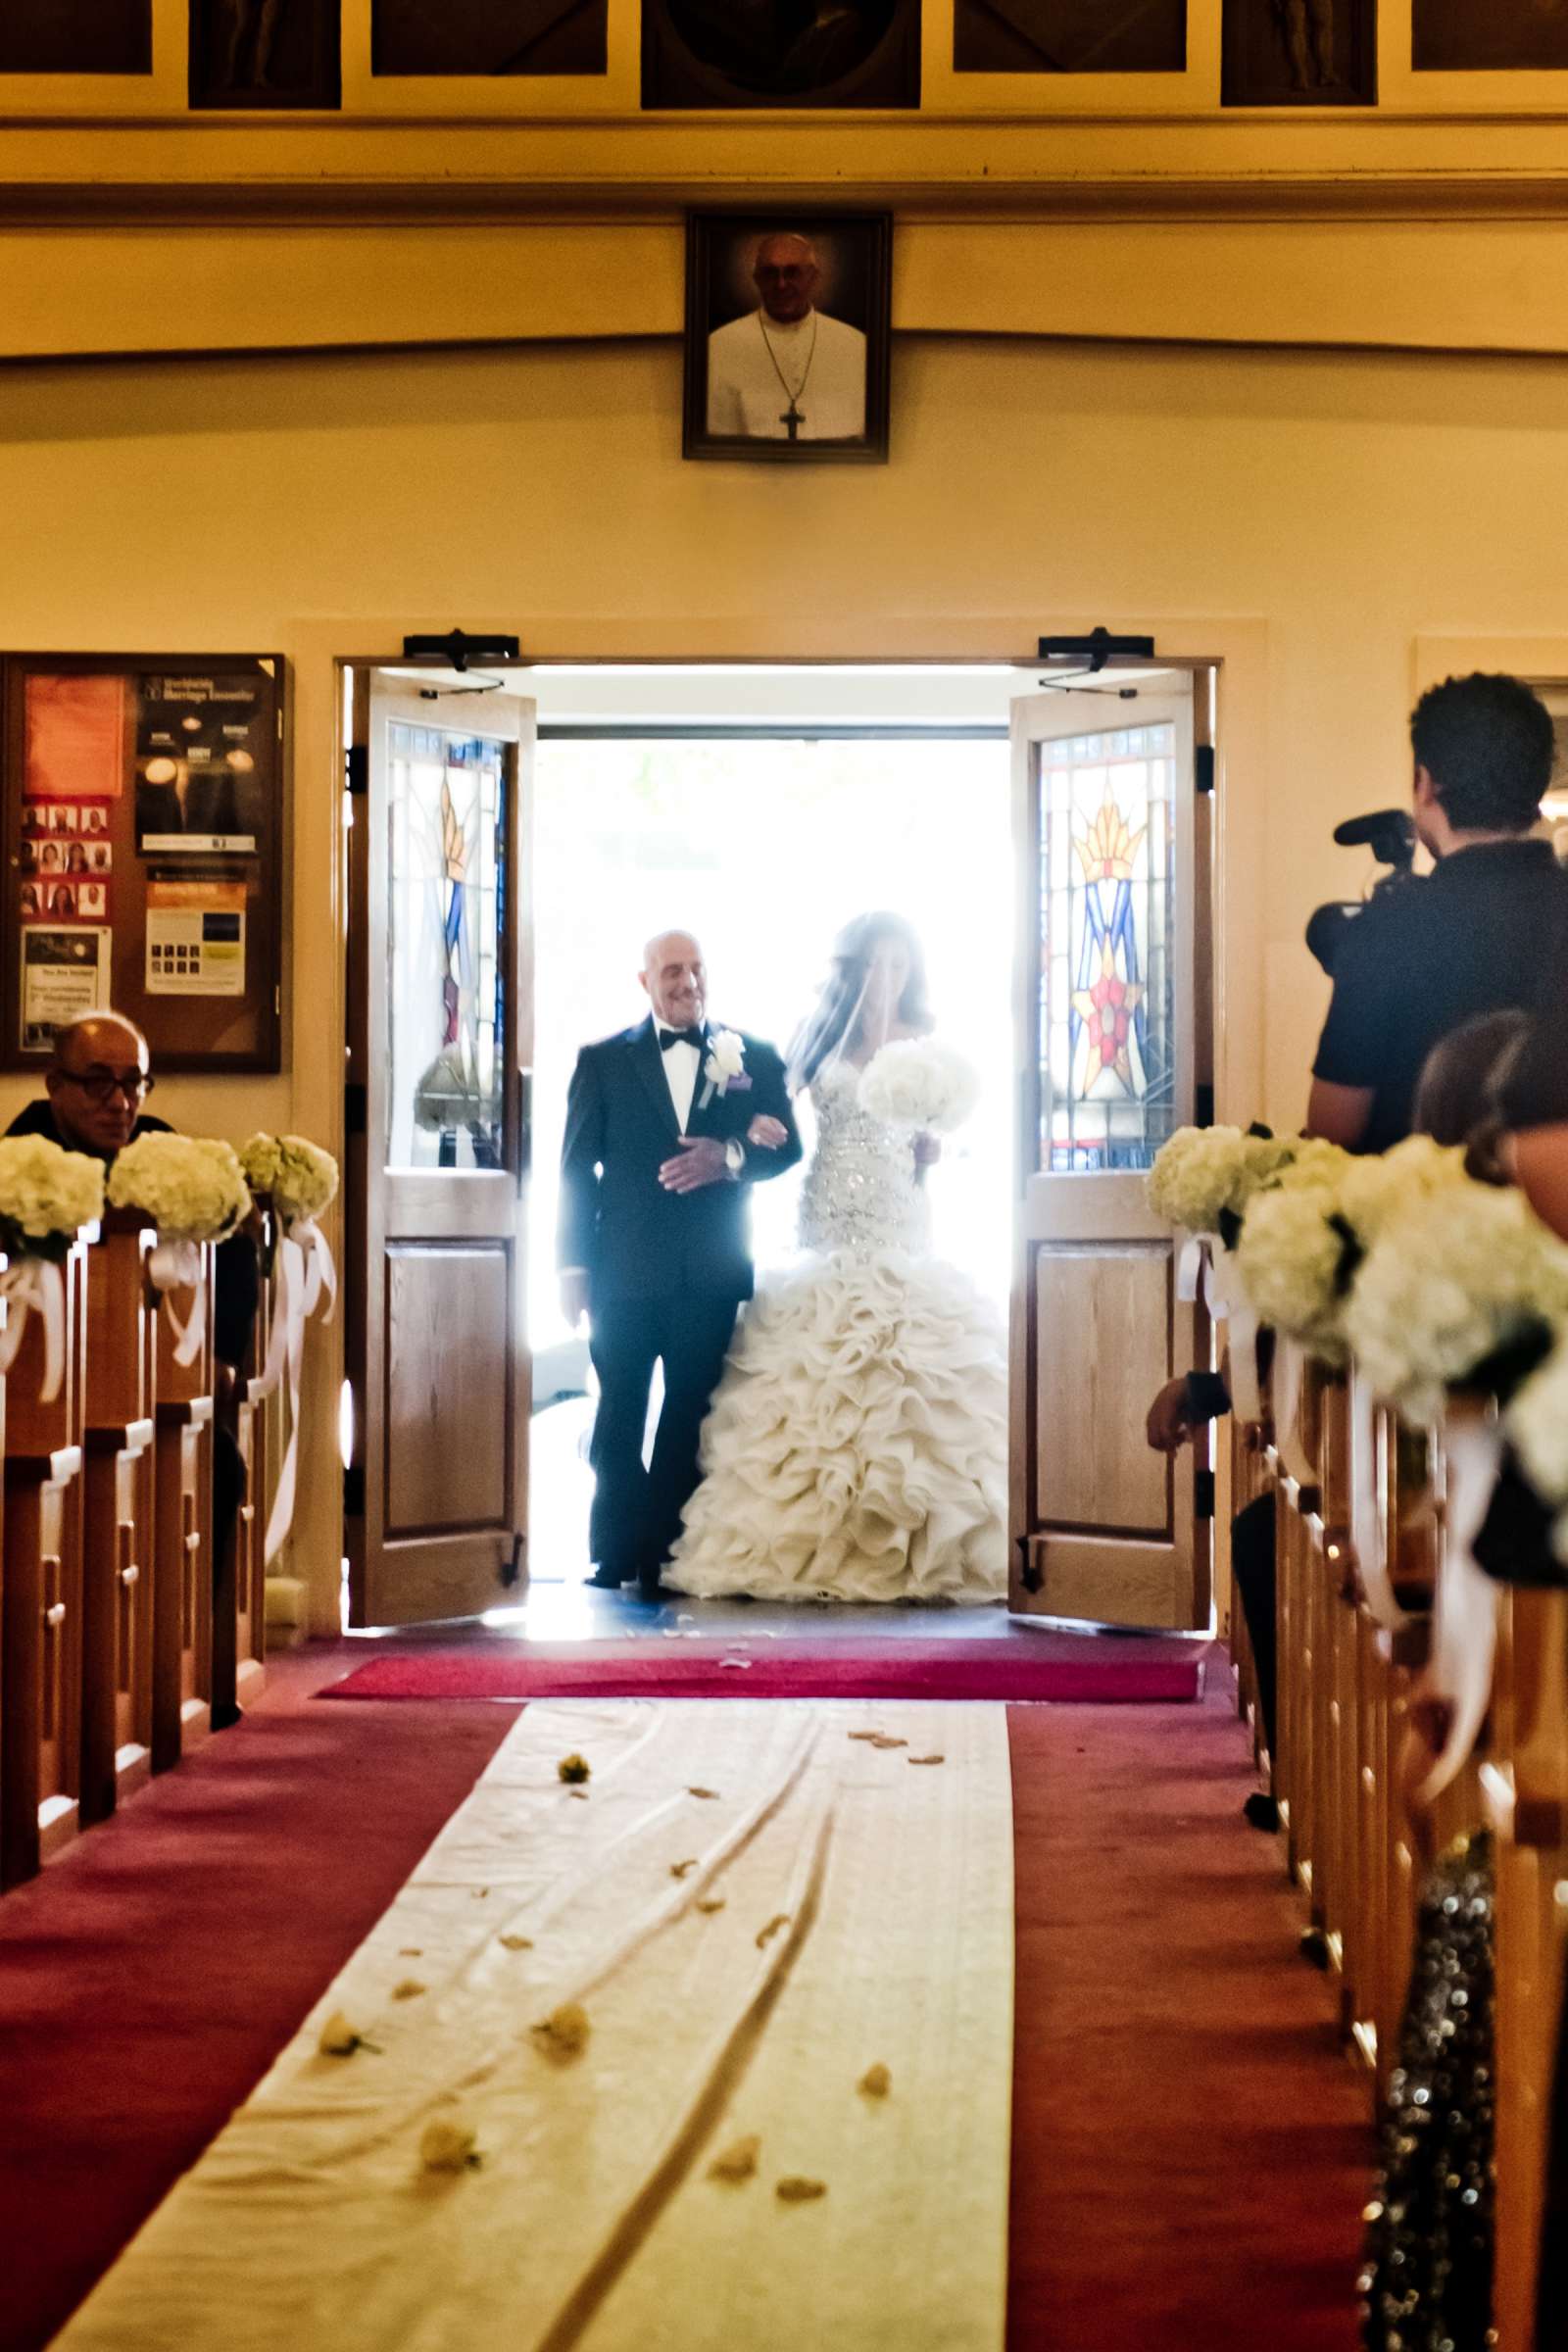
xmin=1305 ymin=808 xmax=1419 ymax=976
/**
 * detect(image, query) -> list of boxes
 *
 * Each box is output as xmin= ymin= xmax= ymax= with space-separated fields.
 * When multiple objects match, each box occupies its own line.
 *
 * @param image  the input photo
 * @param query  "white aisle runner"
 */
xmin=56 ymin=1699 xmax=1015 ymax=2352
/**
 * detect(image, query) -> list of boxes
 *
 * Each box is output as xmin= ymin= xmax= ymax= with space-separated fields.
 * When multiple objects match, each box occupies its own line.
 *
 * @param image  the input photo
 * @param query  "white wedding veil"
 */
xmin=784 ymin=910 xmax=935 ymax=1095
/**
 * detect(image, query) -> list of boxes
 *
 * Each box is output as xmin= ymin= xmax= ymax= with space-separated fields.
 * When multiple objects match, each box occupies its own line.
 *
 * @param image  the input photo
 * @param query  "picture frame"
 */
xmin=1221 ymin=0 xmax=1375 ymax=106
xmin=2 ymin=653 xmax=286 ymax=1073
xmin=683 ymin=211 xmax=893 ymax=466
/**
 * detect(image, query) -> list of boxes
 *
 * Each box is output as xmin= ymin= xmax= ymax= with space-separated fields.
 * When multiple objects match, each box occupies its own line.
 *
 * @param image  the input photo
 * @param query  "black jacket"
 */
xmin=558 ymin=1017 xmax=802 ymax=1305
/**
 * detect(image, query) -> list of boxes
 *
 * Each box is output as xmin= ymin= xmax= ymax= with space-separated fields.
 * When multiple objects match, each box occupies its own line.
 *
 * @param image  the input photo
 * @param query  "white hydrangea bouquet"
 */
xmin=239 ymin=1132 xmax=339 ymax=1228
xmin=858 ymin=1037 xmax=980 ymax=1135
xmin=107 ymin=1133 xmax=252 ymax=1243
xmin=1342 ymin=1179 xmax=1568 ymax=1425
xmin=0 ymin=1135 xmax=106 ymax=1265
xmin=1146 ymin=1124 xmax=1298 ymax=1248
xmin=0 ymin=1136 xmax=107 ymax=1402
xmin=107 ymin=1135 xmax=253 ymax=1369
xmin=1233 ymin=1146 xmax=1356 ymax=1363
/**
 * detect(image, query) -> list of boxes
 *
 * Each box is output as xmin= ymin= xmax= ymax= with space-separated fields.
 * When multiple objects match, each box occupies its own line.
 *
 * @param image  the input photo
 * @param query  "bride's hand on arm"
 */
xmin=747 ymin=1114 xmax=789 ymax=1151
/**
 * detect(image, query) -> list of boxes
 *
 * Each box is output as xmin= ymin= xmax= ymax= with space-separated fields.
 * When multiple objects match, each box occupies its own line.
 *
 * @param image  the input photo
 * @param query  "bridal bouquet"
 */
xmin=1146 ymin=1124 xmax=1296 ymax=1244
xmin=0 ymin=1135 xmax=105 ymax=1263
xmin=107 ymin=1133 xmax=252 ymax=1243
xmin=858 ymin=1037 xmax=980 ymax=1136
xmin=240 ymin=1132 xmax=339 ymax=1227
xmin=1342 ymin=1179 xmax=1568 ymax=1423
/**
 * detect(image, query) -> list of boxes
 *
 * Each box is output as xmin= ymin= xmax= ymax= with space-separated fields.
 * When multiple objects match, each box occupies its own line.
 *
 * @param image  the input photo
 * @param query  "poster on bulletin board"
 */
xmin=3 ymin=653 xmax=284 ymax=1072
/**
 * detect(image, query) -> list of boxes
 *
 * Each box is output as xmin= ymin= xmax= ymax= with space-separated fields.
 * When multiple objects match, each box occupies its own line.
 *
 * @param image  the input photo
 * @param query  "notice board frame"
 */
xmin=1 ymin=652 xmax=286 ymax=1075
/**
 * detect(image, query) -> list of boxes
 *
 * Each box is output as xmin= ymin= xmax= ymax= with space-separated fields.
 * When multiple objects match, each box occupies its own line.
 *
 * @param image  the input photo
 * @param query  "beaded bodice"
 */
xmin=797 ymin=1061 xmax=929 ymax=1256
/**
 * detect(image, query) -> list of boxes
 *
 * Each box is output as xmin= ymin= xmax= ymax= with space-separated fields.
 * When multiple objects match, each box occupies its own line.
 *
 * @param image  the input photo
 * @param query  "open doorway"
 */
xmin=521 ymin=665 xmax=1017 ymax=1584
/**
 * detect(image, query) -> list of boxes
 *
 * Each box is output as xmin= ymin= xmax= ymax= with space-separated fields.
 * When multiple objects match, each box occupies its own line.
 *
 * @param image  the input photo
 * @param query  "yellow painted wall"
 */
xmin=3 ymin=324 xmax=1566 ymax=1624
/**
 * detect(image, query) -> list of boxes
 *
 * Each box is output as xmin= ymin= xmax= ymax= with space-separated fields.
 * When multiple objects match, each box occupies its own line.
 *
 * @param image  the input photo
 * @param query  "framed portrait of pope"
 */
xmin=683 ymin=211 xmax=892 ymax=464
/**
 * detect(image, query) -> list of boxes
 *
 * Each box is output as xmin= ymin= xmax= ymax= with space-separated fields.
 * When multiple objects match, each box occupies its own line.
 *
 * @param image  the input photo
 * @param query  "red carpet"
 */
xmin=320 ymin=1637 xmax=1203 ymax=1705
xmin=0 ymin=1642 xmax=1366 ymax=2352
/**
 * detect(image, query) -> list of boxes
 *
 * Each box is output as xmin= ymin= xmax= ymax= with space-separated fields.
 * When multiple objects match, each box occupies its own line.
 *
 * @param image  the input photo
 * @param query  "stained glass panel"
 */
xmin=385 ymin=722 xmax=507 ymax=1171
xmin=1038 ymin=722 xmax=1178 ymax=1173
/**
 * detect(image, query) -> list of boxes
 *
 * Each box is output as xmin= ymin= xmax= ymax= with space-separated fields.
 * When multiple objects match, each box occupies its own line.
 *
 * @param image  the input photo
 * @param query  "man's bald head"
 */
xmin=640 ymin=932 xmax=708 ymax=1031
xmin=754 ymin=233 xmax=820 ymax=325
xmin=46 ymin=1011 xmax=152 ymax=1157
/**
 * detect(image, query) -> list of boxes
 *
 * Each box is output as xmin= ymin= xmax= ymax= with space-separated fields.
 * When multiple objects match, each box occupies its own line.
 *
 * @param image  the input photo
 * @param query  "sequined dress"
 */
xmin=666 ymin=1060 xmax=1007 ymax=1603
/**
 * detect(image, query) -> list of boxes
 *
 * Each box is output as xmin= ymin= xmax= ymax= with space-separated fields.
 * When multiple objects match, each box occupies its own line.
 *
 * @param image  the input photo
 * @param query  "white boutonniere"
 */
xmin=699 ymin=1029 xmax=746 ymax=1111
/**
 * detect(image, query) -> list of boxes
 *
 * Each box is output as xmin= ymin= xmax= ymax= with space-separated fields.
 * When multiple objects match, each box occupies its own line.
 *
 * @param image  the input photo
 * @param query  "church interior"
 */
xmin=5 ymin=3 xmax=1568 ymax=2344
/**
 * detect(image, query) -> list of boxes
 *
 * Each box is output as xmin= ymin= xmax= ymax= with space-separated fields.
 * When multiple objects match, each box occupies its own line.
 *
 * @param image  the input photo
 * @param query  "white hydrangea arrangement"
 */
xmin=1342 ymin=1180 xmax=1568 ymax=1424
xmin=1333 ymin=1135 xmax=1468 ymax=1253
xmin=858 ymin=1037 xmax=980 ymax=1135
xmin=240 ymin=1132 xmax=338 ymax=1226
xmin=1145 ymin=1124 xmax=1297 ymax=1243
xmin=1234 ymin=1153 xmax=1355 ymax=1362
xmin=107 ymin=1133 xmax=252 ymax=1243
xmin=0 ymin=1136 xmax=105 ymax=1262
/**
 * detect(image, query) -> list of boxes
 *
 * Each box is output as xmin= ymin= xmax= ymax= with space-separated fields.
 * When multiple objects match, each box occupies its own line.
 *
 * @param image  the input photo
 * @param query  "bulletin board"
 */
xmin=2 ymin=653 xmax=285 ymax=1072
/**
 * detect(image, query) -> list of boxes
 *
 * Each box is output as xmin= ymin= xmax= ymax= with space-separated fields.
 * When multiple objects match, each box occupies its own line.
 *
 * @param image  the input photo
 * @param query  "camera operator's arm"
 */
xmin=1305 ymin=912 xmax=1384 ymax=1151
xmin=1305 ymin=1076 xmax=1374 ymax=1150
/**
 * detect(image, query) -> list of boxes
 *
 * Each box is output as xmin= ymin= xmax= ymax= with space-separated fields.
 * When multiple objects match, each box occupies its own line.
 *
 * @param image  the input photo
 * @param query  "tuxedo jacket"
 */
xmin=558 ymin=1018 xmax=802 ymax=1305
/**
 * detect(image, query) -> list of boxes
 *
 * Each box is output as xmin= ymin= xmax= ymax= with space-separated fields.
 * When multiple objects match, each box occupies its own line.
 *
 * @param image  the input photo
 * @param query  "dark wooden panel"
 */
xmin=955 ymin=0 xmax=1185 ymax=74
xmin=0 ymin=1 xmax=149 ymax=73
xmin=384 ymin=1245 xmax=511 ymax=1538
xmin=1415 ymin=0 xmax=1568 ymax=70
xmin=1222 ymin=0 xmax=1375 ymax=105
xmin=188 ymin=0 xmax=340 ymax=108
xmin=372 ymin=0 xmax=607 ymax=74
xmin=643 ymin=0 xmax=919 ymax=108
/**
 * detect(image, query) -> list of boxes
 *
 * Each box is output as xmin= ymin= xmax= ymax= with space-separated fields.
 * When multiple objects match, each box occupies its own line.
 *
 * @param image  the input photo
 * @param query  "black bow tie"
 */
xmin=661 ymin=1025 xmax=705 ymax=1053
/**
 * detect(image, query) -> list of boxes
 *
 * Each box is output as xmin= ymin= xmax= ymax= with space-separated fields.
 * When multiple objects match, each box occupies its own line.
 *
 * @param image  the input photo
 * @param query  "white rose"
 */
xmin=708 ymin=1030 xmax=745 ymax=1079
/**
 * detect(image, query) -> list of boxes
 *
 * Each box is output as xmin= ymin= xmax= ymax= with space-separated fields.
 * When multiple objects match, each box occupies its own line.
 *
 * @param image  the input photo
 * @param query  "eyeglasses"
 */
xmin=60 ymin=1069 xmax=154 ymax=1104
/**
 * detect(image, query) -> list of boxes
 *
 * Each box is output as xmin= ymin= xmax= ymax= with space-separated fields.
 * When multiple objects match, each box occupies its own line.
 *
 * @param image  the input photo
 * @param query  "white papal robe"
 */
xmin=706 ymin=307 xmax=867 ymax=441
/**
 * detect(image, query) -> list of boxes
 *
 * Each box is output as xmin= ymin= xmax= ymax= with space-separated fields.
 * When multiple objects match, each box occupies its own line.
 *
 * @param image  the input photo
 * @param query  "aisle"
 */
xmin=0 ymin=1642 xmax=1370 ymax=2352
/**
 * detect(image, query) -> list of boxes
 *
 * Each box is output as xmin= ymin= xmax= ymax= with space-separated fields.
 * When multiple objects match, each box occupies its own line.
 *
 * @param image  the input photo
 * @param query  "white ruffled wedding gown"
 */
xmin=665 ymin=1060 xmax=1008 ymax=1603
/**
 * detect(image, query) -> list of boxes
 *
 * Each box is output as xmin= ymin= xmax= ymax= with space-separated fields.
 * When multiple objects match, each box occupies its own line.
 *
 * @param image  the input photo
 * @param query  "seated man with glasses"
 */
xmin=6 ymin=1011 xmax=260 ymax=1728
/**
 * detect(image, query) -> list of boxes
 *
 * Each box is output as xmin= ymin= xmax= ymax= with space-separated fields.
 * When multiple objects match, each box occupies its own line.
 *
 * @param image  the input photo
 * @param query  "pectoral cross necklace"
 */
xmin=757 ymin=310 xmax=818 ymax=441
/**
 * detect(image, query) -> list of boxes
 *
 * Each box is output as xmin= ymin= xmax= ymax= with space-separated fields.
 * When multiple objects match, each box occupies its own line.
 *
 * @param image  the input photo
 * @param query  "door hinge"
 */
xmin=1016 ymin=1533 xmax=1043 ymax=1594
xmin=343 ymin=1463 xmax=366 ymax=1518
xmin=502 ymin=1531 xmax=525 ymax=1589
xmin=1195 ymin=1468 xmax=1216 ymax=1521
xmin=345 ymin=1082 xmax=367 ymax=1137
xmin=345 ymin=743 xmax=369 ymax=797
xmin=1195 ymin=1083 xmax=1215 ymax=1130
xmin=1195 ymin=744 xmax=1216 ymax=795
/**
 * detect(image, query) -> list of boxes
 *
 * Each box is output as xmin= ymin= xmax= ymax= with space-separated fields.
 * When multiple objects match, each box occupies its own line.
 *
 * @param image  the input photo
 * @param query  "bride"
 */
xmin=666 ymin=911 xmax=1007 ymax=1604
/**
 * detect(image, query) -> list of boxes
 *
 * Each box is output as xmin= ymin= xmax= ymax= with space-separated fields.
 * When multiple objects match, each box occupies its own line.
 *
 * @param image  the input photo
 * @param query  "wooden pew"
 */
xmin=150 ymin=1246 xmax=216 ymax=1769
xmin=78 ymin=1212 xmax=156 ymax=1826
xmin=1 ymin=1243 xmax=88 ymax=1887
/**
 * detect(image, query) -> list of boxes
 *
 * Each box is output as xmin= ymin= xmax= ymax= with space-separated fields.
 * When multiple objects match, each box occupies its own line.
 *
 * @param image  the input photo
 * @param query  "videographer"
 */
xmin=1307 ymin=670 xmax=1568 ymax=1152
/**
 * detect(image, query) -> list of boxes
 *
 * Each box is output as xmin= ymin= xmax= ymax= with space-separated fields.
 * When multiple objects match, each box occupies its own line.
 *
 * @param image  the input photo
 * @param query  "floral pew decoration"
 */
xmin=238 ymin=1135 xmax=339 ymax=1568
xmin=0 ymin=1136 xmax=106 ymax=1403
xmin=1149 ymin=1120 xmax=1568 ymax=1795
xmin=1146 ymin=1123 xmax=1302 ymax=1419
xmin=105 ymin=1134 xmax=253 ymax=1366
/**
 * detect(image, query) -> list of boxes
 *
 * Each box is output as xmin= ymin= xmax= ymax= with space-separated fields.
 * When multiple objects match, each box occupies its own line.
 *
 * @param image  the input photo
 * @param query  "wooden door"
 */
xmin=1009 ymin=680 xmax=1212 ymax=1629
xmin=345 ymin=678 xmax=534 ymax=1627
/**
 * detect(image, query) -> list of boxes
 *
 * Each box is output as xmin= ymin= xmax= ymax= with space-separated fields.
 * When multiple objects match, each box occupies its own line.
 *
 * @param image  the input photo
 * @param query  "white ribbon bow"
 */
xmin=264 ymin=1217 xmax=338 ymax=1568
xmin=149 ymin=1237 xmax=207 ymax=1369
xmin=1205 ymin=1248 xmax=1263 ymax=1425
xmin=0 ymin=1253 xmax=67 ymax=1404
xmin=1419 ymin=1406 xmax=1503 ymax=1804
xmin=1348 ymin=1370 xmax=1410 ymax=1632
xmin=1275 ymin=1335 xmax=1316 ymax=1490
